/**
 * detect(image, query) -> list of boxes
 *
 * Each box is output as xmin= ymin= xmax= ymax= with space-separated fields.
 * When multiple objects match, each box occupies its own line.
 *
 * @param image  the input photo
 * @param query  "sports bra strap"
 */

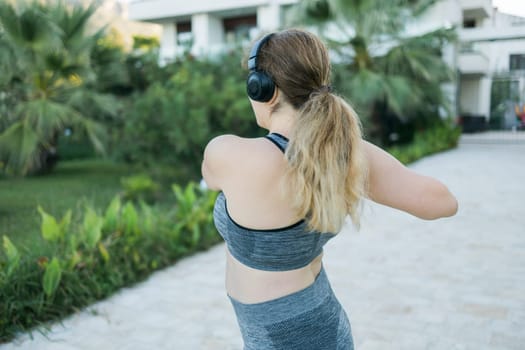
xmin=264 ymin=133 xmax=289 ymax=153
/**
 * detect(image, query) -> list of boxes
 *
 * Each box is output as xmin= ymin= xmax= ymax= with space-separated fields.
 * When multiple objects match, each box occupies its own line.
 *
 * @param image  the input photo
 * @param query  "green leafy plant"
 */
xmin=2 ymin=236 xmax=20 ymax=277
xmin=0 ymin=182 xmax=221 ymax=343
xmin=0 ymin=1 xmax=119 ymax=175
xmin=103 ymin=196 xmax=122 ymax=233
xmin=120 ymin=174 xmax=160 ymax=203
xmin=121 ymin=202 xmax=140 ymax=237
xmin=42 ymin=258 xmax=62 ymax=298
xmin=172 ymin=183 xmax=217 ymax=249
xmin=295 ymin=0 xmax=456 ymax=146
xmin=115 ymin=52 xmax=258 ymax=183
xmin=82 ymin=208 xmax=104 ymax=250
xmin=387 ymin=123 xmax=461 ymax=164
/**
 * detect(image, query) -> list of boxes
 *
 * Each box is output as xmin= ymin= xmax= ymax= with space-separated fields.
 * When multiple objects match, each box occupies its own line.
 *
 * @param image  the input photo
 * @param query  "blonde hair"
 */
xmin=257 ymin=29 xmax=367 ymax=233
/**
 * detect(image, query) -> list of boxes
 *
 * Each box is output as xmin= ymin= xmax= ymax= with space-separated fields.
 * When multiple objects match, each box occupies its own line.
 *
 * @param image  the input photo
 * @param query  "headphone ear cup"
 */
xmin=246 ymin=71 xmax=275 ymax=102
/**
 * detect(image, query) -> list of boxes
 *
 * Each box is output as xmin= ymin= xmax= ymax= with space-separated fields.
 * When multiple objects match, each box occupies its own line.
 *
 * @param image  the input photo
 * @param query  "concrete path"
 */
xmin=2 ymin=132 xmax=525 ymax=350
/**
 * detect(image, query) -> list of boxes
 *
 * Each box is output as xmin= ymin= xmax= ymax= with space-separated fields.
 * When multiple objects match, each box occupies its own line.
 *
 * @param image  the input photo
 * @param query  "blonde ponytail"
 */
xmin=285 ymin=91 xmax=366 ymax=233
xmin=255 ymin=29 xmax=367 ymax=233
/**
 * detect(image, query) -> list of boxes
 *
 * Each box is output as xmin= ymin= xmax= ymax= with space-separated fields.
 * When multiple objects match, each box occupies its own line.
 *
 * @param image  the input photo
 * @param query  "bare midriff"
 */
xmin=225 ymin=248 xmax=324 ymax=304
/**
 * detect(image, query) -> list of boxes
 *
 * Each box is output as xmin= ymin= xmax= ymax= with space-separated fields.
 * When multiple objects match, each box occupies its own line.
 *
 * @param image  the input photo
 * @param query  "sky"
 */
xmin=492 ymin=0 xmax=525 ymax=17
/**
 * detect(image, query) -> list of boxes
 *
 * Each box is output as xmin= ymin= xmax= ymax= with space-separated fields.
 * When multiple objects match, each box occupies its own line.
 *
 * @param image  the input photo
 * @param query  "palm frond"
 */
xmin=345 ymin=68 xmax=387 ymax=108
xmin=0 ymin=2 xmax=62 ymax=50
xmin=70 ymin=116 xmax=106 ymax=155
xmin=0 ymin=34 xmax=17 ymax=86
xmin=15 ymin=99 xmax=75 ymax=141
xmin=383 ymin=75 xmax=420 ymax=119
xmin=67 ymin=89 xmax=121 ymax=120
xmin=0 ymin=120 xmax=40 ymax=174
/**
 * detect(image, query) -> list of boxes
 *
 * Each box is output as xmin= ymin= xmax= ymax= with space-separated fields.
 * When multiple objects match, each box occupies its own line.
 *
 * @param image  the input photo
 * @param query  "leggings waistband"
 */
xmin=228 ymin=266 xmax=333 ymax=325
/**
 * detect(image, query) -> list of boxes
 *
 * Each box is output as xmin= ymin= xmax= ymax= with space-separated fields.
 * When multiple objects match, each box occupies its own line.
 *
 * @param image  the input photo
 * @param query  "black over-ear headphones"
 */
xmin=246 ymin=33 xmax=275 ymax=102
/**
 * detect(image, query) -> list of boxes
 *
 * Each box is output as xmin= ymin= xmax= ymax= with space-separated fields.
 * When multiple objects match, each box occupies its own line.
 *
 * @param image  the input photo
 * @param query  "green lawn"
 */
xmin=0 ymin=159 xmax=137 ymax=250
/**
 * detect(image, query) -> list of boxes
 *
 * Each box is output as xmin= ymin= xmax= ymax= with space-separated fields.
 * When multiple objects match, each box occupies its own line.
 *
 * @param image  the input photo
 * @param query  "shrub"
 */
xmin=387 ymin=123 xmax=461 ymax=165
xmin=115 ymin=52 xmax=260 ymax=183
xmin=120 ymin=174 xmax=160 ymax=203
xmin=0 ymin=182 xmax=220 ymax=343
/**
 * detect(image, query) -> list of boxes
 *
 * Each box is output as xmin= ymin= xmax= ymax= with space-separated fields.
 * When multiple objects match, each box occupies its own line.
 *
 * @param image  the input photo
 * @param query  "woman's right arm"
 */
xmin=362 ymin=140 xmax=458 ymax=220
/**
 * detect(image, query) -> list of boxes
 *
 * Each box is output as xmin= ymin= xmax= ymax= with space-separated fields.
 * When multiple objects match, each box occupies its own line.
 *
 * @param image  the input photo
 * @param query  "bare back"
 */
xmin=204 ymin=135 xmax=323 ymax=304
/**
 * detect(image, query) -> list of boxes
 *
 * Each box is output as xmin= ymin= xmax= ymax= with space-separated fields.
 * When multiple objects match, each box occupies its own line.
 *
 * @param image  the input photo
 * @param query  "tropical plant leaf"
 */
xmin=0 ymin=3 xmax=62 ymax=49
xmin=139 ymin=200 xmax=155 ymax=234
xmin=59 ymin=209 xmax=72 ymax=234
xmin=16 ymin=99 xmax=74 ymax=140
xmin=0 ymin=120 xmax=40 ymax=174
xmin=97 ymin=242 xmax=110 ymax=263
xmin=82 ymin=207 xmax=103 ymax=249
xmin=103 ymin=196 xmax=121 ymax=233
xmin=37 ymin=206 xmax=62 ymax=242
xmin=43 ymin=257 xmax=62 ymax=297
xmin=0 ymin=0 xmax=109 ymax=175
xmin=2 ymin=235 xmax=20 ymax=276
xmin=121 ymin=202 xmax=139 ymax=236
xmin=67 ymin=250 xmax=82 ymax=270
xmin=383 ymin=75 xmax=419 ymax=119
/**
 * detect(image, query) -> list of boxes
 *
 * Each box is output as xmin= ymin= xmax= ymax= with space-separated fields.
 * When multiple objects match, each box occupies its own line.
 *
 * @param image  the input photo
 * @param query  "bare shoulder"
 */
xmin=204 ymin=134 xmax=243 ymax=160
xmin=202 ymin=134 xmax=272 ymax=190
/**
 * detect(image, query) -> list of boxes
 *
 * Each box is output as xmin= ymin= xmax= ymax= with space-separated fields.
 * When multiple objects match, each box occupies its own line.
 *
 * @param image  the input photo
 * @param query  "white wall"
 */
xmin=405 ymin=0 xmax=462 ymax=36
xmin=483 ymin=39 xmax=525 ymax=73
xmin=479 ymin=76 xmax=492 ymax=118
xmin=159 ymin=21 xmax=176 ymax=61
xmin=257 ymin=3 xmax=281 ymax=32
xmin=191 ymin=14 xmax=225 ymax=56
xmin=460 ymin=76 xmax=492 ymax=117
xmin=460 ymin=78 xmax=482 ymax=114
xmin=130 ymin=0 xmax=297 ymax=21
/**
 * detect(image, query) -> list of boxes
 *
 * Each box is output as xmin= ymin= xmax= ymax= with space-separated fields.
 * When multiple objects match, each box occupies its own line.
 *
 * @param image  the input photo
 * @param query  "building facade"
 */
xmin=128 ymin=0 xmax=296 ymax=58
xmin=129 ymin=0 xmax=525 ymax=126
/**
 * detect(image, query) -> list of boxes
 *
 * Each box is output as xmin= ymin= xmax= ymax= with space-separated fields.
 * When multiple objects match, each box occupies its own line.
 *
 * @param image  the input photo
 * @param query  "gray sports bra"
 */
xmin=212 ymin=133 xmax=336 ymax=271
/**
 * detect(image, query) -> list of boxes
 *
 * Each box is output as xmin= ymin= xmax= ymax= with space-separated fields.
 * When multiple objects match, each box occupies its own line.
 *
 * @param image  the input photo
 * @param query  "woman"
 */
xmin=202 ymin=29 xmax=458 ymax=350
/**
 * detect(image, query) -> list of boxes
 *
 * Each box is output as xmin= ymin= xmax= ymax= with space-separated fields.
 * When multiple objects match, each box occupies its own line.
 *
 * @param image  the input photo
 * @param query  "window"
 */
xmin=223 ymin=14 xmax=257 ymax=44
xmin=176 ymin=21 xmax=192 ymax=46
xmin=510 ymin=54 xmax=525 ymax=70
xmin=463 ymin=18 xmax=476 ymax=28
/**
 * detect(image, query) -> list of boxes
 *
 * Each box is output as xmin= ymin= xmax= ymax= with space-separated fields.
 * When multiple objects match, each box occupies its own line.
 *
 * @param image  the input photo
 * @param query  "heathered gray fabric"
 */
xmin=212 ymin=133 xmax=336 ymax=271
xmin=213 ymin=192 xmax=335 ymax=271
xmin=213 ymin=133 xmax=353 ymax=349
xmin=228 ymin=266 xmax=354 ymax=349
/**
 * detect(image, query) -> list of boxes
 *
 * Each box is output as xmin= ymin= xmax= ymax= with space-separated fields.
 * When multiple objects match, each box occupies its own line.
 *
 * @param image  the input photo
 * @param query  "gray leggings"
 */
xmin=228 ymin=266 xmax=354 ymax=350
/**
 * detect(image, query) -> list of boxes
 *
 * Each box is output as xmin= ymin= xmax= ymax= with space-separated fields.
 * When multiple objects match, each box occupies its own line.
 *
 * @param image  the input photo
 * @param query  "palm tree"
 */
xmin=0 ymin=0 xmax=119 ymax=175
xmin=295 ymin=0 xmax=457 ymax=145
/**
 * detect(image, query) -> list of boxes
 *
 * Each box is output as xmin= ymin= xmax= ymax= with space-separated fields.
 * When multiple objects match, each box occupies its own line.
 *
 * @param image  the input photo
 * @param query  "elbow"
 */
xmin=420 ymin=184 xmax=458 ymax=220
xmin=410 ymin=178 xmax=458 ymax=220
xmin=446 ymin=195 xmax=459 ymax=217
xmin=424 ymin=197 xmax=458 ymax=220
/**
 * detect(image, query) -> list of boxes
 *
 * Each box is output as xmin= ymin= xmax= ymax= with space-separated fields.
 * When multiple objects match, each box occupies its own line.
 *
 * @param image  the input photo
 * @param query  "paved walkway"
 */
xmin=2 ymin=132 xmax=525 ymax=350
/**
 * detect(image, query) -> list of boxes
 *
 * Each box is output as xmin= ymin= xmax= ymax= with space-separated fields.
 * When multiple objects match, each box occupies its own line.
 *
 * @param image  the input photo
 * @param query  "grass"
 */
xmin=0 ymin=159 xmax=137 ymax=250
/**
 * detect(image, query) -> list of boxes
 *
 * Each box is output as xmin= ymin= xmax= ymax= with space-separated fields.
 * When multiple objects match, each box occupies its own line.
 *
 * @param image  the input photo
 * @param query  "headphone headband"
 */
xmin=247 ymin=33 xmax=275 ymax=71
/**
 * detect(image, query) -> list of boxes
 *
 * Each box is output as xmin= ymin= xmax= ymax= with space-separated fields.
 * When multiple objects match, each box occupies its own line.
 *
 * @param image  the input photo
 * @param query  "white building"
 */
xmin=129 ymin=0 xmax=525 ymax=126
xmin=128 ymin=0 xmax=296 ymax=58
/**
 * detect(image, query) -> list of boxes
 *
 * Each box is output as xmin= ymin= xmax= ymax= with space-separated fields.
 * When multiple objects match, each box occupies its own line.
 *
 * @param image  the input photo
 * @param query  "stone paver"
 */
xmin=2 ymin=133 xmax=524 ymax=349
